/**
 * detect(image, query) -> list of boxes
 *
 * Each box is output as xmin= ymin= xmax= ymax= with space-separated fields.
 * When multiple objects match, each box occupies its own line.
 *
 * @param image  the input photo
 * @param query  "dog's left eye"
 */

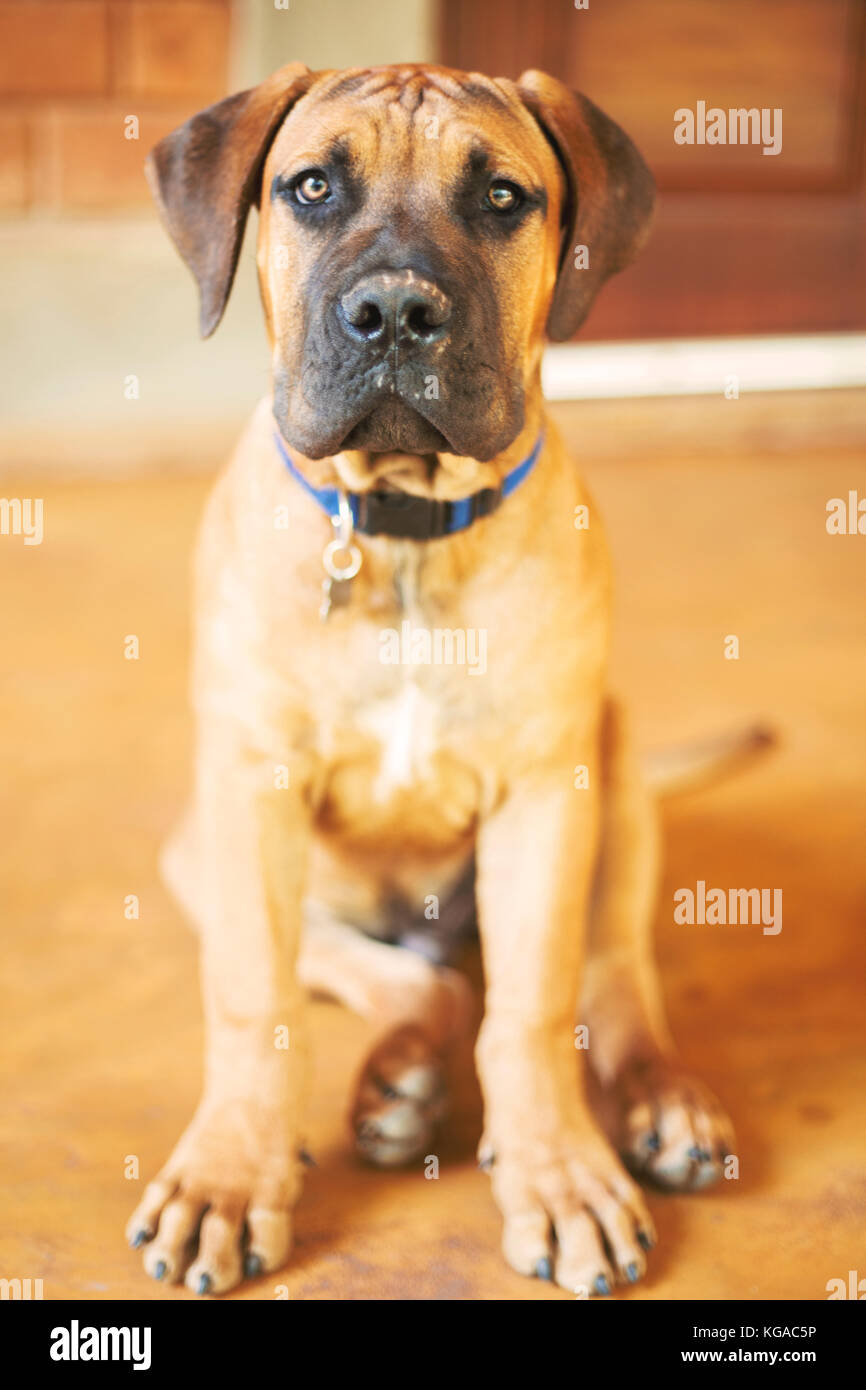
xmin=485 ymin=180 xmax=523 ymax=213
xmin=294 ymin=171 xmax=331 ymax=204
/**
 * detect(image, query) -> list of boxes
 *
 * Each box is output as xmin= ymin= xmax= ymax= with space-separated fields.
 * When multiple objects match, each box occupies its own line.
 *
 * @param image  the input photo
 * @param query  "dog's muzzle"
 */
xmin=275 ymin=254 xmax=520 ymax=461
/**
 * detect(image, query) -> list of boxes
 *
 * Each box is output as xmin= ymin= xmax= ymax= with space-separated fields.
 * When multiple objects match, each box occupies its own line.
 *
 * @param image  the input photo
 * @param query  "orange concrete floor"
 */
xmin=1 ymin=391 xmax=865 ymax=1300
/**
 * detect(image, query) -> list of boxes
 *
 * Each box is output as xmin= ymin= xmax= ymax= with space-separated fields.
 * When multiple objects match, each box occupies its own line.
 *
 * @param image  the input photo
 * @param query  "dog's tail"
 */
xmin=642 ymin=723 xmax=775 ymax=797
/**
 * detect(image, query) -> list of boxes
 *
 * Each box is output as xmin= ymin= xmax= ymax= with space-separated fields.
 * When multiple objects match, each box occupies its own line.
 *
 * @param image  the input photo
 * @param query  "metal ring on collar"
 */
xmin=323 ymin=537 xmax=362 ymax=581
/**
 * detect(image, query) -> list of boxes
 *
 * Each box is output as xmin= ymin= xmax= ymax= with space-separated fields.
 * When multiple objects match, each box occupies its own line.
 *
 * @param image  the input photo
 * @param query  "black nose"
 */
xmin=339 ymin=270 xmax=452 ymax=347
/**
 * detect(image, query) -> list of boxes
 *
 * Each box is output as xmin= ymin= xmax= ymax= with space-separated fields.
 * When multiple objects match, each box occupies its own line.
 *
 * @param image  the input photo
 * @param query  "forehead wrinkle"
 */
xmin=306 ymin=64 xmax=518 ymax=112
xmin=293 ymin=67 xmax=532 ymax=150
xmin=311 ymin=67 xmax=425 ymax=107
xmin=310 ymin=68 xmax=378 ymax=102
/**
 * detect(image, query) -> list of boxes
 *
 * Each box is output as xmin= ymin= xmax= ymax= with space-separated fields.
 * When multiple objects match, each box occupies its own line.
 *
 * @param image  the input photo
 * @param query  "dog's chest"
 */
xmin=313 ymin=542 xmax=494 ymax=847
xmin=315 ymin=645 xmax=487 ymax=849
xmin=357 ymin=677 xmax=439 ymax=799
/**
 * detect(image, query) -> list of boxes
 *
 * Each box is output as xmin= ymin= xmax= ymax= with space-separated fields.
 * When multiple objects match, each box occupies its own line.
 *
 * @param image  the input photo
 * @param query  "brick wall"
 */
xmin=0 ymin=0 xmax=232 ymax=212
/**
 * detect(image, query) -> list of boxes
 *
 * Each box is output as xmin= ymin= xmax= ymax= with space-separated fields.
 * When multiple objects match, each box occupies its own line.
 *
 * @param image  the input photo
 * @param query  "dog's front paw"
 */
xmin=126 ymin=1098 xmax=304 ymax=1295
xmin=482 ymin=1125 xmax=656 ymax=1295
xmin=613 ymin=1055 xmax=736 ymax=1191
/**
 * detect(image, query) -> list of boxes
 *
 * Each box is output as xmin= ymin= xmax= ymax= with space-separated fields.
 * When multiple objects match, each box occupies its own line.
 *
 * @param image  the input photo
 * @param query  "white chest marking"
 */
xmin=360 ymin=679 xmax=439 ymax=802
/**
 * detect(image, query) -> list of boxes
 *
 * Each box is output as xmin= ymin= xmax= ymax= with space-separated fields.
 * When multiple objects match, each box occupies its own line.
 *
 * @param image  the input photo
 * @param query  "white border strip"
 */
xmin=541 ymin=333 xmax=866 ymax=400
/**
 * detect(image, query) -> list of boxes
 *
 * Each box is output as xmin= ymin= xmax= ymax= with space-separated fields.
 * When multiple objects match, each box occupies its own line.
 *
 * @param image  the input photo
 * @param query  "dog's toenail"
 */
xmin=626 ymin=1262 xmax=640 ymax=1283
xmin=130 ymin=1229 xmax=149 ymax=1250
xmin=477 ymin=1153 xmax=495 ymax=1171
xmin=637 ymin=1230 xmax=654 ymax=1251
xmin=299 ymin=1147 xmax=317 ymax=1167
xmin=594 ymin=1274 xmax=611 ymax=1296
xmin=154 ymin=1260 xmax=167 ymax=1281
xmin=646 ymin=1131 xmax=661 ymax=1152
xmin=535 ymin=1256 xmax=552 ymax=1281
xmin=688 ymin=1145 xmax=712 ymax=1162
xmin=244 ymin=1253 xmax=263 ymax=1278
xmin=197 ymin=1273 xmax=212 ymax=1295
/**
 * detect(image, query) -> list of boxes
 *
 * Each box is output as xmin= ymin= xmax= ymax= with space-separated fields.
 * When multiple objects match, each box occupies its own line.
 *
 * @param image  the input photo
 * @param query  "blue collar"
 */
xmin=273 ymin=429 xmax=544 ymax=541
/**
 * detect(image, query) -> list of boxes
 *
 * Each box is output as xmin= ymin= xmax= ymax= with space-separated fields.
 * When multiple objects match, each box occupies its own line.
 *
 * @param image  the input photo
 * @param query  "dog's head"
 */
xmin=147 ymin=63 xmax=654 ymax=465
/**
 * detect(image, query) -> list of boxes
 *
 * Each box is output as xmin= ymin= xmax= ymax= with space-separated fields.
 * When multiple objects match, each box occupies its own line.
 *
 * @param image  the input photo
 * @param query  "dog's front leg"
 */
xmin=127 ymin=717 xmax=311 ymax=1295
xmin=475 ymin=771 xmax=655 ymax=1295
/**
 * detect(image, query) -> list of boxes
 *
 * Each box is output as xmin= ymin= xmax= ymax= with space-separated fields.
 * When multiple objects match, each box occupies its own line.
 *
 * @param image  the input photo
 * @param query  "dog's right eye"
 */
xmin=485 ymin=180 xmax=523 ymax=214
xmin=293 ymin=171 xmax=331 ymax=205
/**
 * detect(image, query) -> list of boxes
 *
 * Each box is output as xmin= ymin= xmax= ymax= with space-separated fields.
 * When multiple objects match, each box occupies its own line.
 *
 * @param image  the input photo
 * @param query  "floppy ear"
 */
xmin=517 ymin=69 xmax=656 ymax=341
xmin=145 ymin=61 xmax=314 ymax=337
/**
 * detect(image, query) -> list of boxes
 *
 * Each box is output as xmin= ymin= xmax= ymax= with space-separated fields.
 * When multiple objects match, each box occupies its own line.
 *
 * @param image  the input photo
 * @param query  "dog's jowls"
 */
xmin=128 ymin=62 xmax=735 ymax=1297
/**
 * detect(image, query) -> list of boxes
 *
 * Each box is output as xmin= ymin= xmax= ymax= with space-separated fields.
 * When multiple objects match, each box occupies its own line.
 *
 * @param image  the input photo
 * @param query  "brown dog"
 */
xmin=127 ymin=62 xmax=735 ymax=1297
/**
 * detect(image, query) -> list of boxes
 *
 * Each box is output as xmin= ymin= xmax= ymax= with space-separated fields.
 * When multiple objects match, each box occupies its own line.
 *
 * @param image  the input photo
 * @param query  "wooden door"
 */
xmin=440 ymin=0 xmax=866 ymax=339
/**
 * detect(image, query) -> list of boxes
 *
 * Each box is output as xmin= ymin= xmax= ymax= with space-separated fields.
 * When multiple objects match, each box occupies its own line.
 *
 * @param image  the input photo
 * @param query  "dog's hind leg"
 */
xmin=299 ymin=910 xmax=473 ymax=1167
xmin=582 ymin=699 xmax=736 ymax=1190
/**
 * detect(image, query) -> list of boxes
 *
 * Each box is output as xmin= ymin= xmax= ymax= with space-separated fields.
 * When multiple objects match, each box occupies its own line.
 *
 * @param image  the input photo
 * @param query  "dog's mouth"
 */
xmin=339 ymin=399 xmax=452 ymax=457
xmin=278 ymin=347 xmax=520 ymax=470
xmin=330 ymin=442 xmax=445 ymax=498
xmin=331 ymin=390 xmax=518 ymax=499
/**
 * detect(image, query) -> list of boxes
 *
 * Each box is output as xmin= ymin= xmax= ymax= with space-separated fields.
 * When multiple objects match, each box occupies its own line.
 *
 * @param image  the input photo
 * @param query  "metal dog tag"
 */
xmin=319 ymin=575 xmax=353 ymax=620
